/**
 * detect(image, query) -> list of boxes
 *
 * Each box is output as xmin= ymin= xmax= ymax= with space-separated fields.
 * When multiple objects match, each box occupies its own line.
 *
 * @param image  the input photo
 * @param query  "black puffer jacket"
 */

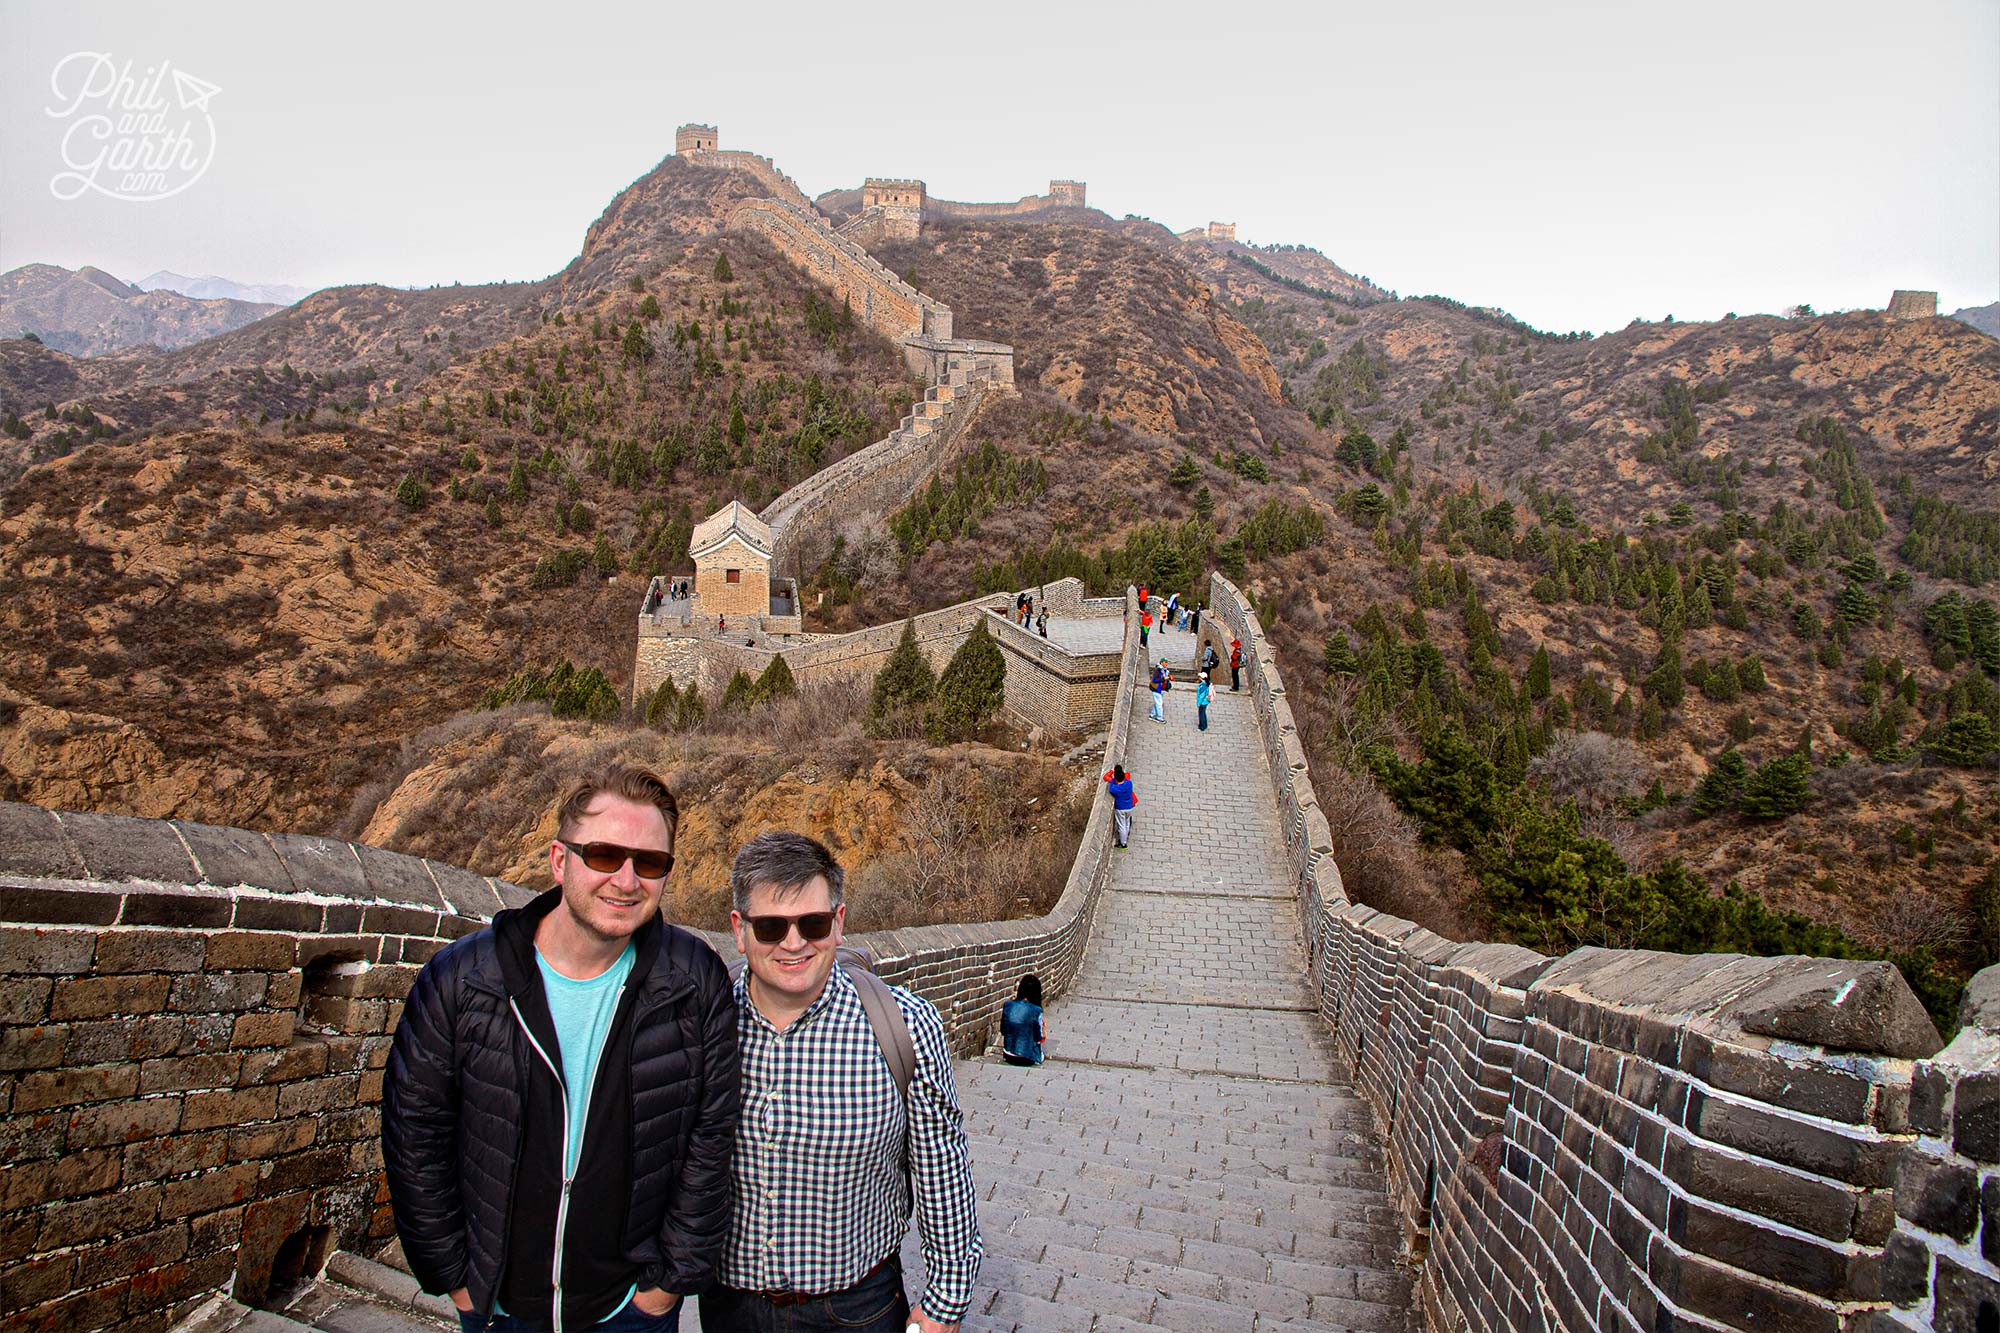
xmin=383 ymin=891 xmax=738 ymax=1329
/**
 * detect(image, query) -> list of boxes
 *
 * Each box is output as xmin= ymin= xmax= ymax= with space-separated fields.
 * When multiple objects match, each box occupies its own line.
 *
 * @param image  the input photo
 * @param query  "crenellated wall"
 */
xmin=725 ymin=197 xmax=952 ymax=350
xmin=1203 ymin=570 xmax=2000 ymax=1333
xmin=0 ymin=594 xmax=1142 ymax=1333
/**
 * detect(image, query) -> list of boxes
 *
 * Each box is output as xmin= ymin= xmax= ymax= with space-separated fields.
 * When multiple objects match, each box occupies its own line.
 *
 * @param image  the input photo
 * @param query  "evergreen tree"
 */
xmin=868 ymin=620 xmax=936 ymax=734
xmin=928 ymin=618 xmax=1007 ymax=741
xmin=1927 ymin=714 xmax=1998 ymax=767
xmin=1972 ymin=865 xmax=2000 ymax=970
xmin=720 ymin=670 xmax=756 ymax=712
xmin=639 ymin=294 xmax=662 ymax=320
xmin=1738 ymin=752 xmax=1812 ymax=818
xmin=751 ymin=655 xmax=797 ymax=704
xmin=1525 ymin=645 xmax=1552 ymax=701
xmin=1644 ymin=645 xmax=1685 ymax=711
xmin=1192 ymin=485 xmax=1214 ymax=524
xmin=645 ymin=679 xmax=679 ymax=728
xmin=1324 ymin=632 xmax=1360 ymax=678
xmin=622 ymin=320 xmax=652 ymax=363
xmin=674 ymin=685 xmax=706 ymax=731
xmin=713 ymin=251 xmax=734 ymax=281
xmin=1168 ymin=454 xmax=1200 ymax=489
xmin=1691 ymin=749 xmax=1747 ymax=817
xmin=729 ymin=402 xmax=748 ymax=449
xmin=484 ymin=494 xmax=503 ymax=527
xmin=506 ymin=461 xmax=530 ymax=502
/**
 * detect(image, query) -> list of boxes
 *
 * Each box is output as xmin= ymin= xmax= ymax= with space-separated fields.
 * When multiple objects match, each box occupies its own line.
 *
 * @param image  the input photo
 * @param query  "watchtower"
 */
xmin=689 ymin=501 xmax=771 ymax=619
xmin=1207 ymin=222 xmax=1237 ymax=241
xmin=863 ymin=178 xmax=927 ymax=211
xmin=1886 ymin=290 xmax=1937 ymax=320
xmin=1048 ymin=180 xmax=1087 ymax=208
xmin=676 ymin=123 xmax=718 ymax=155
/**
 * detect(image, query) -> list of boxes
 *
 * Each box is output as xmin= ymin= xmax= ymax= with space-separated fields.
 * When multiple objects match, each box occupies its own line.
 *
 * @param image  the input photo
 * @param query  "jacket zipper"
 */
xmin=510 ymin=979 xmax=632 ymax=1333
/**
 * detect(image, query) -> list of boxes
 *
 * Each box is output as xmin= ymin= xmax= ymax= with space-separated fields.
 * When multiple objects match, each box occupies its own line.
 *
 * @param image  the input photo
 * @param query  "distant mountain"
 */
xmin=1950 ymin=300 xmax=2000 ymax=340
xmin=0 ymin=263 xmax=281 ymax=356
xmin=135 ymin=270 xmax=312 ymax=307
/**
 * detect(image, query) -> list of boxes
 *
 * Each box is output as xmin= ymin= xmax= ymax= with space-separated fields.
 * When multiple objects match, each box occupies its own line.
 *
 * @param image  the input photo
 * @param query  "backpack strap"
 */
xmin=843 ymin=963 xmax=916 ymax=1101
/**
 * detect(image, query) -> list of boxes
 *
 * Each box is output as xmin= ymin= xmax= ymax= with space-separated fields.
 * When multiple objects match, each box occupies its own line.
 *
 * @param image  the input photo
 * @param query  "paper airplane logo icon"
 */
xmin=172 ymin=69 xmax=220 ymax=112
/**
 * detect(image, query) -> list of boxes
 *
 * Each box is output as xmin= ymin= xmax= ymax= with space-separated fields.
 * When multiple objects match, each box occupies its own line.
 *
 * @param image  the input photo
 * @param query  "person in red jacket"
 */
xmin=1229 ymin=639 xmax=1244 ymax=691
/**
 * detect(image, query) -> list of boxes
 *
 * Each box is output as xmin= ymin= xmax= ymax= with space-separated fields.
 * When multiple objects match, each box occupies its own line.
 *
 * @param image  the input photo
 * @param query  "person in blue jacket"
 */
xmin=1196 ymin=671 xmax=1212 ymax=731
xmin=1103 ymin=765 xmax=1135 ymax=848
xmin=1001 ymin=975 xmax=1045 ymax=1066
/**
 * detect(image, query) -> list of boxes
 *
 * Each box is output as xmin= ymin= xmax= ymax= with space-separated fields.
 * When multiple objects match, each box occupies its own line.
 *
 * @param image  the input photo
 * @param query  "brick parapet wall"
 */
xmin=1205 ymin=571 xmax=1998 ymax=1333
xmin=0 ymin=594 xmax=1140 ymax=1333
xmin=986 ymin=606 xmax=1124 ymax=733
xmin=725 ymin=198 xmax=950 ymax=343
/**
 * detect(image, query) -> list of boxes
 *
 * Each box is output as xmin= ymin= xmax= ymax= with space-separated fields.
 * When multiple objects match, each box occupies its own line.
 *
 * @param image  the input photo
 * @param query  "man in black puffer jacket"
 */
xmin=384 ymin=764 xmax=739 ymax=1333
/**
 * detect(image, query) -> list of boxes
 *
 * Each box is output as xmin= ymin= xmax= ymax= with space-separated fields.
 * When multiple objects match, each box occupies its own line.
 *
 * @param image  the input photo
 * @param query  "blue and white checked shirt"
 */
xmin=720 ymin=964 xmax=982 ymax=1321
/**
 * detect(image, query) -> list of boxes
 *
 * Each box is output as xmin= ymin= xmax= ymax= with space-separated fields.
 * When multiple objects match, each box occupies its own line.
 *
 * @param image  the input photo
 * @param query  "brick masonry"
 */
xmin=1204 ymin=570 xmax=2000 ymax=1333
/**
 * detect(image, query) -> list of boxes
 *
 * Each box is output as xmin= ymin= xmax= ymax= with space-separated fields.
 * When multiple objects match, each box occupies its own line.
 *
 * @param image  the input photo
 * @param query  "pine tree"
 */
xmin=1525 ymin=645 xmax=1552 ymax=701
xmin=1971 ymin=865 xmax=2000 ymax=969
xmin=929 ymin=618 xmax=1006 ymax=742
xmin=713 ymin=251 xmax=734 ymax=281
xmin=1168 ymin=454 xmax=1199 ymax=489
xmin=868 ymin=620 xmax=936 ymax=734
xmin=1738 ymin=753 xmax=1812 ymax=818
xmin=674 ymin=685 xmax=706 ymax=731
xmin=751 ymin=655 xmax=797 ymax=704
xmin=721 ymin=671 xmax=756 ymax=712
xmin=645 ymin=679 xmax=679 ymax=728
xmin=1691 ymin=749 xmax=1748 ymax=817
xmin=1644 ymin=645 xmax=1685 ymax=711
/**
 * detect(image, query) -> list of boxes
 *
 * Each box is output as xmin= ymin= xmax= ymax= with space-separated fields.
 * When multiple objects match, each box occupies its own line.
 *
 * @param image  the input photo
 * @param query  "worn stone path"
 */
xmin=900 ymin=682 xmax=1415 ymax=1331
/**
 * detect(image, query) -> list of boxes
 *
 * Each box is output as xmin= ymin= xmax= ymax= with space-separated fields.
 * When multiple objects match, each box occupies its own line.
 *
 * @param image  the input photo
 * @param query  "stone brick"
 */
xmin=74 ymin=1224 xmax=189 ymax=1288
xmin=1911 ymin=1066 xmax=1952 ymax=1134
xmin=266 ymin=971 xmax=302 ymax=1008
xmin=0 ymin=926 xmax=97 ymax=974
xmin=229 ymin=897 xmax=323 ymax=934
xmin=12 ymin=1064 xmax=139 ymax=1111
xmin=68 ymin=1098 xmax=183 ymax=1149
xmin=0 ymin=886 xmax=117 ymax=926
xmin=1852 ymin=1188 xmax=1897 ymax=1245
xmin=159 ymin=1163 xmax=260 ymax=1219
xmin=0 ymin=803 xmax=82 ymax=878
xmin=65 ymin=1017 xmax=183 ymax=1064
xmin=1668 ymin=1138 xmax=1856 ymax=1242
xmin=1880 ymin=1233 xmax=1931 ymax=1304
xmin=0 ymin=977 xmax=52 ymax=1024
xmin=121 ymin=1131 xmax=224 ymax=1182
xmin=187 ymin=1205 xmax=242 ymax=1256
xmin=1932 ymin=1254 xmax=2000 ymax=1333
xmin=0 ymin=1148 xmax=118 ymax=1209
xmin=1687 ymin=1091 xmax=1897 ymax=1187
xmin=225 ymin=1119 xmax=315 ymax=1162
xmin=352 ymin=844 xmax=446 ymax=910
xmin=1662 ymin=1250 xmax=1841 ymax=1333
xmin=50 ymin=973 xmax=171 ymax=1020
xmin=179 ymin=1086 xmax=278 ymax=1132
xmin=1984 ymin=1176 xmax=1999 ymax=1266
xmin=175 ymin=1013 xmax=235 ymax=1054
xmin=119 ymin=892 xmax=231 ymax=929
xmin=170 ymin=821 xmax=292 ymax=894
xmin=262 ymin=1146 xmax=348 ymax=1194
xmin=1896 ymin=1150 xmax=1981 ymax=1240
xmin=137 ymin=1053 xmax=241 ymax=1095
xmin=238 ymin=1040 xmax=324 ymax=1085
xmin=167 ymin=971 xmax=266 ymax=1013
xmin=36 ymin=1183 xmax=162 ymax=1250
xmin=0 ymin=1254 xmax=77 ymax=1312
xmin=0 ymin=1110 xmax=65 ymax=1162
xmin=55 ymin=811 xmax=196 ymax=885
xmin=0 ymin=1024 xmax=67 ymax=1072
xmin=229 ymin=1011 xmax=296 ymax=1050
xmin=1954 ymin=1074 xmax=1999 ymax=1162
xmin=93 ymin=932 xmax=207 ymax=974
xmin=277 ymin=1074 xmax=358 ymax=1119
xmin=203 ymin=932 xmax=297 ymax=972
xmin=266 ymin=833 xmax=369 ymax=900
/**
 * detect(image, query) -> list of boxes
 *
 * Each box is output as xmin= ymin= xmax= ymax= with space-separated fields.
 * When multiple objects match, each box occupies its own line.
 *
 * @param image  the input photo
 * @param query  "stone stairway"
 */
xmin=174 ymin=1253 xmax=454 ymax=1333
xmin=901 ymin=653 xmax=1417 ymax=1331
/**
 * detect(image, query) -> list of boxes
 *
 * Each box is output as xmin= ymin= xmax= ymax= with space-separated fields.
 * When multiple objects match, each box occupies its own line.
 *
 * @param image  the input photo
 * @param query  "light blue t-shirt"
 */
xmin=534 ymin=942 xmax=636 ymax=1174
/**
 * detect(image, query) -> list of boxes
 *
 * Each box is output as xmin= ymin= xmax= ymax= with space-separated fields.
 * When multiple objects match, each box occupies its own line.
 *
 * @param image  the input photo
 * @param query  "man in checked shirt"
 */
xmin=700 ymin=832 xmax=981 ymax=1332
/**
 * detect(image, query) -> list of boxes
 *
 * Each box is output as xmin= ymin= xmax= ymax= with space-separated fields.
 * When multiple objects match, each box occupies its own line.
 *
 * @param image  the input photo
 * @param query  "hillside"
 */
xmin=0 ymin=263 xmax=281 ymax=356
xmin=0 ymin=135 xmax=1995 ymax=1006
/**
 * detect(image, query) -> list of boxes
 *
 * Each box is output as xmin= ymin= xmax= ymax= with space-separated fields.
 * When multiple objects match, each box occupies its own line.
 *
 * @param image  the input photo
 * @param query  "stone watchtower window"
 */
xmin=726 ymin=569 xmax=741 ymax=584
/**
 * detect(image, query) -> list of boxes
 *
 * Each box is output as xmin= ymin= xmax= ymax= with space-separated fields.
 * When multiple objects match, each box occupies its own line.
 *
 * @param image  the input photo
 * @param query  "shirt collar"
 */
xmin=734 ymin=956 xmax=854 ymax=1036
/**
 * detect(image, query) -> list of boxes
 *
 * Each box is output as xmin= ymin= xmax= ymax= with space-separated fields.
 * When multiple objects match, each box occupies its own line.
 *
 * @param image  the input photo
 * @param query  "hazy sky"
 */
xmin=2 ymin=0 xmax=1994 ymax=335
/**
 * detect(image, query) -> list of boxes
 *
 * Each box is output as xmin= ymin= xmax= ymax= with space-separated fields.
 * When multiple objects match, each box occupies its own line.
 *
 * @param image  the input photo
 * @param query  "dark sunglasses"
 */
xmin=558 ymin=840 xmax=673 ymax=880
xmin=745 ymin=911 xmax=837 ymax=944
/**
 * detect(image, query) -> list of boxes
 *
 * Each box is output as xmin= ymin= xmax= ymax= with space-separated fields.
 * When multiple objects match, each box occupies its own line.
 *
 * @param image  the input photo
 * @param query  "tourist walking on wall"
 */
xmin=1102 ymin=765 xmax=1136 ymax=848
xmin=1196 ymin=671 xmax=1212 ymax=731
xmin=1138 ymin=584 xmax=1149 ymax=618
xmin=1036 ymin=609 xmax=1048 ymax=638
xmin=1201 ymin=642 xmax=1221 ymax=678
xmin=705 ymin=832 xmax=981 ymax=1333
xmin=1165 ymin=592 xmax=1179 ymax=628
xmin=1001 ymin=974 xmax=1046 ymax=1066
xmin=1229 ymin=639 xmax=1243 ymax=691
xmin=1149 ymin=660 xmax=1170 ymax=723
xmin=1139 ymin=608 xmax=1152 ymax=650
xmin=384 ymin=764 xmax=739 ymax=1333
xmin=1189 ymin=604 xmax=1200 ymax=637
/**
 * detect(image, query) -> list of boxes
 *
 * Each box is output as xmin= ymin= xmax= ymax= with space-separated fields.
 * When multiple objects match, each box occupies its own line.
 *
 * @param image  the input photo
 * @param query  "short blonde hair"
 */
xmin=554 ymin=764 xmax=679 ymax=842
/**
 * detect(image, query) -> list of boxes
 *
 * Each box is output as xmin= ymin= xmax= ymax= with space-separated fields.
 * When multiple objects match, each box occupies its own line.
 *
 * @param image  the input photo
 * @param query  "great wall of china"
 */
xmin=0 ymin=128 xmax=1993 ymax=1333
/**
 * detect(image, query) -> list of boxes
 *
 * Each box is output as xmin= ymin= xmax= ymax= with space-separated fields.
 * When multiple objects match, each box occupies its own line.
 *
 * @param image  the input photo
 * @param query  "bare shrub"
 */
xmin=1317 ymin=764 xmax=1481 ymax=939
xmin=1529 ymin=730 xmax=1650 ymax=811
xmin=1865 ymin=894 xmax=1972 ymax=957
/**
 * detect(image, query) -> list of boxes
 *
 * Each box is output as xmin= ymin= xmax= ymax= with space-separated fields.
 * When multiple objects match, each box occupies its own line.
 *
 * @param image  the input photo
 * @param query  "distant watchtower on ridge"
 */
xmin=676 ymin=123 xmax=718 ymax=155
xmin=1048 ymin=180 xmax=1087 ymax=208
xmin=1886 ymin=290 xmax=1937 ymax=321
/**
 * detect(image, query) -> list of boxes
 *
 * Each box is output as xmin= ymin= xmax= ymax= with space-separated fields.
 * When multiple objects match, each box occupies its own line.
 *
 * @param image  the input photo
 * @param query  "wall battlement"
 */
xmin=1204 ymin=571 xmax=1998 ymax=1333
xmin=1887 ymin=290 xmax=1939 ymax=320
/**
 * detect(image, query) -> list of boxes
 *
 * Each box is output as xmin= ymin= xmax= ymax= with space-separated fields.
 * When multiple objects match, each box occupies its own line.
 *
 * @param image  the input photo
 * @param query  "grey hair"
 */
xmin=730 ymin=830 xmax=846 ymax=914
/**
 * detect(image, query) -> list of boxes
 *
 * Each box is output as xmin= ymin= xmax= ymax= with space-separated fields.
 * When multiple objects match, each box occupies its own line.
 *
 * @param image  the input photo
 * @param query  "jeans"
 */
xmin=1113 ymin=809 xmax=1132 ymax=848
xmin=1198 ymin=704 xmax=1208 ymax=731
xmin=700 ymin=1256 xmax=908 ymax=1332
xmin=459 ymin=1297 xmax=680 ymax=1333
xmin=1149 ymin=691 xmax=1163 ymax=722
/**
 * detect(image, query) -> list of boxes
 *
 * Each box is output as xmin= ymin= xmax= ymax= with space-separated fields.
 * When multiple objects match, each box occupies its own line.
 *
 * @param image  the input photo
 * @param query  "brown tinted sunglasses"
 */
xmin=745 ymin=912 xmax=837 ymax=944
xmin=558 ymin=839 xmax=673 ymax=880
